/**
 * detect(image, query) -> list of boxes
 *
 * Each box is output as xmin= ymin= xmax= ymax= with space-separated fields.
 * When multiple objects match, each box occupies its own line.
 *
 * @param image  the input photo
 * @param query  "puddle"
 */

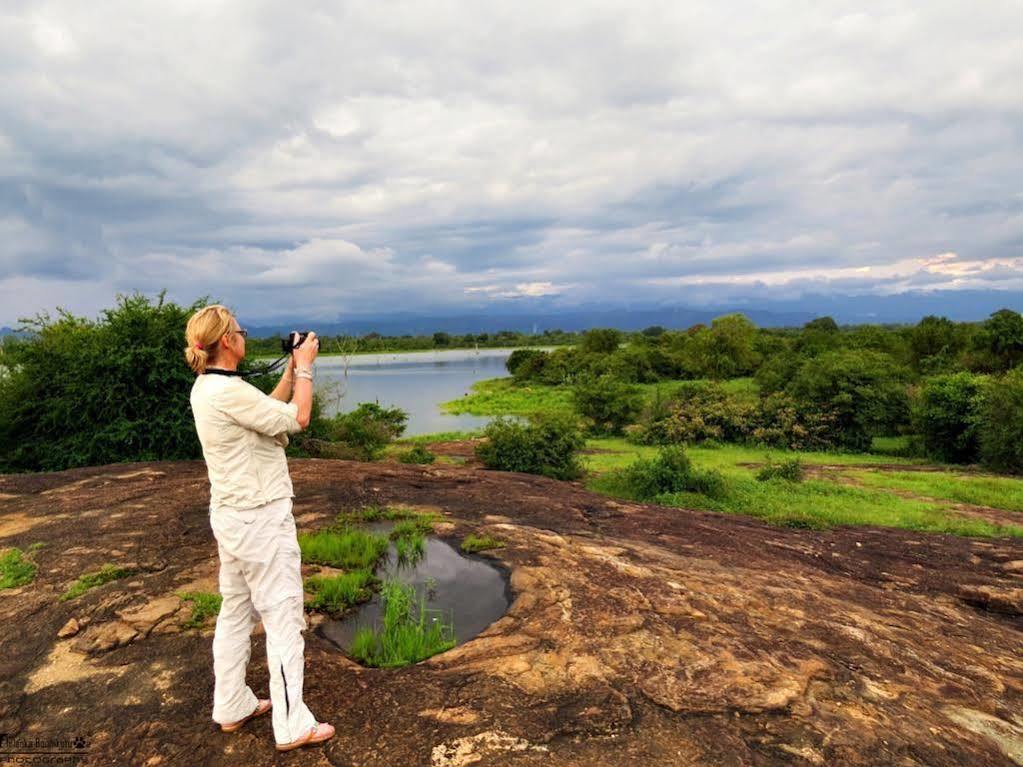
xmin=317 ymin=521 xmax=512 ymax=654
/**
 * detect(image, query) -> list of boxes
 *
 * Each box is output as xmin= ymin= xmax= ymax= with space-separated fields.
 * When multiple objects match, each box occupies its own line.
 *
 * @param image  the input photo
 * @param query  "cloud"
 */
xmin=0 ymin=1 xmax=1021 ymax=324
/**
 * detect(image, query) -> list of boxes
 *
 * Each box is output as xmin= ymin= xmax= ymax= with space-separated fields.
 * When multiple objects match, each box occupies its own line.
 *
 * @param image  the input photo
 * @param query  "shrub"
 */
xmin=0 ymin=292 xmax=206 ymax=472
xmin=756 ymin=458 xmax=805 ymax=482
xmin=506 ymin=348 xmax=547 ymax=377
xmin=978 ymin=369 xmax=1023 ymax=474
xmin=912 ymin=372 xmax=986 ymax=463
xmin=635 ymin=382 xmax=758 ymax=445
xmin=580 ymin=328 xmax=623 ymax=355
xmin=398 ymin=445 xmax=436 ymax=464
xmin=785 ymin=350 xmax=910 ymax=451
xmin=615 ymin=445 xmax=727 ymax=500
xmin=475 ymin=414 xmax=585 ymax=480
xmin=0 ymin=548 xmax=37 ymax=590
xmin=571 ymin=375 xmax=643 ymax=435
xmin=751 ymin=393 xmax=838 ymax=451
xmin=328 ymin=402 xmax=408 ymax=460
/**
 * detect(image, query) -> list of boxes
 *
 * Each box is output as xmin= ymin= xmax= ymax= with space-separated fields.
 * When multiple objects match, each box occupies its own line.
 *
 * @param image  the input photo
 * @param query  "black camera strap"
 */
xmin=204 ymin=354 xmax=291 ymax=378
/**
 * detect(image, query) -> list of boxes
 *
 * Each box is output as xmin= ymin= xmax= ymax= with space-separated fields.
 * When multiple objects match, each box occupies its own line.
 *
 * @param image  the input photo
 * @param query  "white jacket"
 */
xmin=190 ymin=374 xmax=303 ymax=513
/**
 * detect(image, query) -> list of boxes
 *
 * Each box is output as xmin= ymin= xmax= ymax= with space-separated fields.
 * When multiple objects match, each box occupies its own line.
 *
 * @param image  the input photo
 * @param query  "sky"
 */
xmin=1 ymin=1 xmax=1022 ymax=326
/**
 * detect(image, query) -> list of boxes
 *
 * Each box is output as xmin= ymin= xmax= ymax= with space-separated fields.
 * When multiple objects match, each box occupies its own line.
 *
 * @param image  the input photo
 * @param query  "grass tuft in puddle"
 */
xmin=304 ymin=571 xmax=377 ymax=615
xmin=299 ymin=528 xmax=390 ymax=569
xmin=460 ymin=534 xmax=504 ymax=553
xmin=60 ymin=563 xmax=136 ymax=601
xmin=0 ymin=547 xmax=37 ymax=590
xmin=178 ymin=591 xmax=223 ymax=628
xmin=349 ymin=579 xmax=456 ymax=667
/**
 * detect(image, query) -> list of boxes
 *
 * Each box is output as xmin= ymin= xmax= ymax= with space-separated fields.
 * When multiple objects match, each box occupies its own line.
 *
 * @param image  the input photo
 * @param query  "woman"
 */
xmin=184 ymin=304 xmax=335 ymax=753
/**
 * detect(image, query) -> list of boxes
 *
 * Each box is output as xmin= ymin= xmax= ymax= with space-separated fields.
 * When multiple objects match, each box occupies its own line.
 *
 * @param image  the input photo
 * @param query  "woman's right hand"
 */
xmin=292 ymin=331 xmax=319 ymax=368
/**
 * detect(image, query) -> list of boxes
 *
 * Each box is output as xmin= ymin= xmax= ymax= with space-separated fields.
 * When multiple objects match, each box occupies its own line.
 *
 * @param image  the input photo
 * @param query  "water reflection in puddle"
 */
xmin=317 ymin=521 xmax=511 ymax=652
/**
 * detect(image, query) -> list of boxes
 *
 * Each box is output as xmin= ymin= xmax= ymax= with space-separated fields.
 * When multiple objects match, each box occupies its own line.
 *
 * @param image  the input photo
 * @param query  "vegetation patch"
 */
xmin=598 ymin=445 xmax=728 ymax=501
xmin=0 ymin=547 xmax=37 ymax=590
xmin=60 ymin=563 xmax=136 ymax=601
xmin=304 ymin=571 xmax=376 ymax=615
xmin=397 ymin=444 xmax=436 ymax=464
xmin=756 ymin=458 xmax=805 ymax=482
xmin=851 ymin=470 xmax=1023 ymax=513
xmin=298 ymin=528 xmax=390 ymax=570
xmin=178 ymin=591 xmax=223 ymax=628
xmin=475 ymin=414 xmax=586 ymax=480
xmin=348 ymin=580 xmax=456 ymax=667
xmin=584 ymin=439 xmax=1023 ymax=537
xmin=460 ymin=534 xmax=504 ymax=553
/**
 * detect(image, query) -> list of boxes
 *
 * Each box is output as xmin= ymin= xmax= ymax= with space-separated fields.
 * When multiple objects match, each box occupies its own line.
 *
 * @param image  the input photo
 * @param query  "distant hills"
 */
xmin=244 ymin=289 xmax=1023 ymax=337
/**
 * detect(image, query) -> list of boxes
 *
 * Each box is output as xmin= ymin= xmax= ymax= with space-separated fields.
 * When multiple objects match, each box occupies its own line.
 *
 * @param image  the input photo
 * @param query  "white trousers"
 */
xmin=209 ymin=496 xmax=319 ymax=745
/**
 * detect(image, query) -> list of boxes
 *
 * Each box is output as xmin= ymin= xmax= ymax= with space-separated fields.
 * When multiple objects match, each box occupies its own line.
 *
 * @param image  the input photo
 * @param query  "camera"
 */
xmin=281 ymin=331 xmax=316 ymax=354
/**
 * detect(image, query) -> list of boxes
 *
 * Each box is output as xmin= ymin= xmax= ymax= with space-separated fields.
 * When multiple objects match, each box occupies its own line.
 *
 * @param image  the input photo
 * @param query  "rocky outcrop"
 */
xmin=1 ymin=459 xmax=1021 ymax=766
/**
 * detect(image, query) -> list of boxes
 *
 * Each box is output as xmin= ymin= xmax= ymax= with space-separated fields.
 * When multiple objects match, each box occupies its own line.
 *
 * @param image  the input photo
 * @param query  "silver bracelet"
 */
xmin=295 ymin=370 xmax=314 ymax=381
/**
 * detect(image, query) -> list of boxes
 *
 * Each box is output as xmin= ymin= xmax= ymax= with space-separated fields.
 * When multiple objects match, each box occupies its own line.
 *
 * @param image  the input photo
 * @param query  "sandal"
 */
xmin=275 ymin=722 xmax=335 ymax=752
xmin=220 ymin=699 xmax=272 ymax=733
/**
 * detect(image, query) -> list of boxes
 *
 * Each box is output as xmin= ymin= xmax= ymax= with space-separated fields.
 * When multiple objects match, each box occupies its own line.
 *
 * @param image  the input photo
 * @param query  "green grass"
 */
xmin=442 ymin=378 xmax=575 ymax=417
xmin=397 ymin=430 xmax=484 ymax=445
xmin=582 ymin=438 xmax=919 ymax=474
xmin=0 ymin=548 xmax=37 ymax=590
xmin=442 ymin=377 xmax=761 ymax=419
xmin=460 ymin=534 xmax=504 ymax=553
xmin=336 ymin=504 xmax=425 ymax=524
xmin=851 ymin=470 xmax=1023 ymax=513
xmin=178 ymin=591 xmax=223 ymax=628
xmin=60 ymin=563 xmax=136 ymax=601
xmin=304 ymin=571 xmax=376 ymax=615
xmin=584 ymin=439 xmax=1023 ymax=538
xmin=348 ymin=580 xmax=456 ymax=667
xmin=298 ymin=528 xmax=390 ymax=570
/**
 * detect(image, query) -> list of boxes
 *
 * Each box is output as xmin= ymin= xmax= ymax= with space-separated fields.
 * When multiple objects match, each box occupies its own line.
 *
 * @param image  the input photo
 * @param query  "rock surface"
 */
xmin=0 ymin=458 xmax=1021 ymax=766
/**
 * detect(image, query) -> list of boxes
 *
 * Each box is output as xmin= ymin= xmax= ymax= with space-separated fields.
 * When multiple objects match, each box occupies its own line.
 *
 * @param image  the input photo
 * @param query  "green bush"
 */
xmin=635 ymin=382 xmax=758 ymax=445
xmin=750 ymin=393 xmax=838 ymax=451
xmin=475 ymin=414 xmax=585 ymax=480
xmin=913 ymin=372 xmax=986 ymax=463
xmin=756 ymin=458 xmax=805 ymax=482
xmin=0 ymin=292 xmax=207 ymax=472
xmin=327 ymin=402 xmax=408 ymax=460
xmin=615 ymin=445 xmax=727 ymax=500
xmin=579 ymin=328 xmax=623 ymax=355
xmin=571 ymin=375 xmax=643 ymax=435
xmin=506 ymin=348 xmax=547 ymax=377
xmin=978 ymin=369 xmax=1023 ymax=474
xmin=398 ymin=445 xmax=436 ymax=464
xmin=785 ymin=349 xmax=910 ymax=451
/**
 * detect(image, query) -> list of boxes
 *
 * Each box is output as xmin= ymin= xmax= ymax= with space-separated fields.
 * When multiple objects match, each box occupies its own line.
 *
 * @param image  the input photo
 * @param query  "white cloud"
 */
xmin=0 ymin=1 xmax=1021 ymax=323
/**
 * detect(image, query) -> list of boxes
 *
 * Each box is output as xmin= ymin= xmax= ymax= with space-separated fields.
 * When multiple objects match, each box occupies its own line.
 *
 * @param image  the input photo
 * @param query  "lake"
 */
xmin=312 ymin=348 xmax=520 ymax=436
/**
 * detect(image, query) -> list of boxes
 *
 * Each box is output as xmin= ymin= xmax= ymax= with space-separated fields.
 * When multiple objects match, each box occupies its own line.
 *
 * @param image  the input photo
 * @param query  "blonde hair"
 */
xmin=184 ymin=304 xmax=235 ymax=375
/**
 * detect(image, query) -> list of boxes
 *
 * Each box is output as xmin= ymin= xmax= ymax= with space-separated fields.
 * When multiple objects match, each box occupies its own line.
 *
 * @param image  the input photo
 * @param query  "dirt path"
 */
xmin=0 ymin=459 xmax=1021 ymax=766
